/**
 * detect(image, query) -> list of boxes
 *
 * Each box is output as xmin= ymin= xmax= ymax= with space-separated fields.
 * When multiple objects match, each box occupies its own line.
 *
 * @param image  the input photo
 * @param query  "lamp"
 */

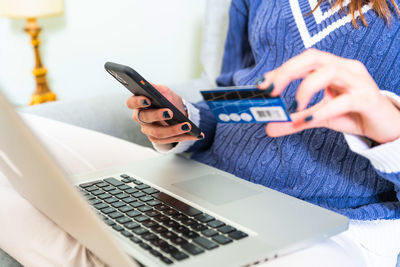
xmin=0 ymin=0 xmax=64 ymax=105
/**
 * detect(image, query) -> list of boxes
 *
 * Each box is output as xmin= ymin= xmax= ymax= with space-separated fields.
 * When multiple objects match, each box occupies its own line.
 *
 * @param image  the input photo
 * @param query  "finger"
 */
xmin=126 ymin=95 xmax=151 ymax=109
xmin=134 ymin=108 xmax=172 ymax=124
xmin=257 ymin=49 xmax=336 ymax=96
xmin=295 ymin=65 xmax=353 ymax=111
xmin=141 ymin=122 xmax=192 ymax=139
xmin=148 ymin=133 xmax=201 ymax=145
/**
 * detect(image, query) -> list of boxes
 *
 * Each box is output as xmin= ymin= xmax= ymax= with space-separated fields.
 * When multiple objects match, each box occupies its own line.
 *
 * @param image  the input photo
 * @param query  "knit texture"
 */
xmin=188 ymin=0 xmax=400 ymax=220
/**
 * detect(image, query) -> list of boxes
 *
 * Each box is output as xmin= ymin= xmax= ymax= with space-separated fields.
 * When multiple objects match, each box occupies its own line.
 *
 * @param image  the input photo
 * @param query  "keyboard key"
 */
xmin=195 ymin=213 xmax=214 ymax=223
xmin=151 ymin=239 xmax=169 ymax=248
xmin=125 ymin=188 xmax=138 ymax=195
xmin=142 ymin=233 xmax=158 ymax=241
xmin=116 ymin=193 xmax=130 ymax=199
xmin=170 ymin=236 xmax=188 ymax=245
xmin=135 ymin=184 xmax=150 ymax=190
xmin=207 ymin=220 xmax=225 ymax=228
xmin=122 ymin=197 xmax=137 ymax=204
xmin=130 ymin=236 xmax=142 ymax=244
xmin=147 ymin=200 xmax=161 ymax=206
xmin=182 ymin=231 xmax=199 ymax=239
xmin=155 ymin=215 xmax=169 ymax=222
xmin=111 ymin=201 xmax=126 ymax=208
xmin=139 ymin=196 xmax=153 ymax=202
xmin=139 ymin=243 xmax=152 ymax=250
xmin=193 ymin=236 xmax=218 ymax=250
xmin=133 ymin=180 xmax=143 ymax=185
xmin=161 ymin=245 xmax=179 ymax=254
xmin=121 ymin=178 xmax=131 ymax=183
xmin=101 ymin=207 xmax=116 ymax=214
xmin=94 ymin=203 xmax=108 ymax=210
xmin=116 ymin=216 xmax=131 ymax=224
xmin=133 ymin=227 xmax=149 ymax=235
xmin=80 ymin=180 xmax=101 ymax=188
xmin=112 ymin=224 xmax=124 ymax=231
xmin=105 ymin=219 xmax=115 ymax=226
xmin=182 ymin=218 xmax=197 ymax=226
xmin=134 ymin=215 xmax=150 ymax=223
xmin=138 ymin=205 xmax=152 ymax=212
xmin=143 ymin=188 xmax=160 ymax=195
xmin=91 ymin=189 xmax=105 ymax=196
xmin=86 ymin=195 xmax=97 ymax=201
xmin=89 ymin=199 xmax=102 ymax=205
xmin=119 ymin=206 xmax=134 ymax=213
xmin=229 ymin=230 xmax=248 ymax=240
xmin=125 ymin=222 xmax=140 ymax=229
xmin=132 ymin=192 xmax=146 ymax=198
xmin=102 ymin=185 xmax=115 ymax=191
xmin=212 ymin=235 xmax=232 ymax=245
xmin=118 ymin=185 xmax=131 ymax=190
xmin=153 ymin=192 xmax=202 ymax=216
xmin=150 ymin=249 xmax=162 ymax=258
xmin=218 ymin=225 xmax=236 ymax=234
xmin=142 ymin=220 xmax=157 ymax=228
xmin=181 ymin=243 xmax=204 ymax=255
xmin=120 ymin=174 xmax=130 ymax=179
xmin=163 ymin=220 xmax=180 ymax=229
xmin=160 ymin=256 xmax=173 ymax=265
xmin=126 ymin=210 xmax=141 ymax=217
xmin=173 ymin=214 xmax=188 ymax=221
xmin=145 ymin=210 xmax=161 ymax=217
xmin=104 ymin=177 xmax=124 ymax=187
xmin=171 ymin=251 xmax=189 ymax=261
xmin=152 ymin=225 xmax=168 ymax=234
xmin=96 ymin=182 xmax=110 ymax=188
xmin=202 ymin=229 xmax=218 ymax=237
xmin=191 ymin=224 xmax=208 ymax=232
xmin=85 ymin=185 xmax=98 ymax=192
xmin=109 ymin=211 xmax=124 ymax=219
xmin=121 ymin=230 xmax=133 ymax=237
xmin=175 ymin=225 xmax=190 ymax=235
xmin=163 ymin=209 xmax=178 ymax=216
xmin=130 ymin=201 xmax=144 ymax=208
xmin=98 ymin=193 xmax=112 ymax=200
xmin=161 ymin=231 xmax=178 ymax=240
xmin=109 ymin=189 xmax=123 ymax=195
xmin=105 ymin=197 xmax=118 ymax=204
xmin=154 ymin=204 xmax=169 ymax=211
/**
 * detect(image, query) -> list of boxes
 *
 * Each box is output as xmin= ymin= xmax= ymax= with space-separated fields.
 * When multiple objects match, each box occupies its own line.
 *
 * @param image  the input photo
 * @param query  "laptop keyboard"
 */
xmin=78 ymin=174 xmax=248 ymax=265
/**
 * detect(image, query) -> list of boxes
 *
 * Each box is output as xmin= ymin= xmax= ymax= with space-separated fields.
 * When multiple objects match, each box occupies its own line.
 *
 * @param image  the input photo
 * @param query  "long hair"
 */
xmin=310 ymin=0 xmax=400 ymax=26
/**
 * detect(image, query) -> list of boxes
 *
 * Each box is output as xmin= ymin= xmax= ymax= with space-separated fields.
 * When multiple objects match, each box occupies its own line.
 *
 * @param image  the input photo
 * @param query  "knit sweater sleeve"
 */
xmin=344 ymin=91 xmax=400 ymax=200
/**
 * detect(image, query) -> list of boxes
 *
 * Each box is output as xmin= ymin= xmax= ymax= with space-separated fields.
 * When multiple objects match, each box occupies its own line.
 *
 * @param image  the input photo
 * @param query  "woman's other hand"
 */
xmin=257 ymin=49 xmax=400 ymax=144
xmin=126 ymin=83 xmax=201 ymax=144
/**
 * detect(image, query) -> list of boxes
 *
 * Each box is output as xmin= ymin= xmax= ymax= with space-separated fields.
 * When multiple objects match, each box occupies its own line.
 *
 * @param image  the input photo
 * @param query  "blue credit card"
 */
xmin=201 ymin=86 xmax=291 ymax=123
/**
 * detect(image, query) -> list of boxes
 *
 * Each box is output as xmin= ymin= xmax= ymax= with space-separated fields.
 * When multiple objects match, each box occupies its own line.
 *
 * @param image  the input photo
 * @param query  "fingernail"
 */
xmin=142 ymin=99 xmax=149 ymax=106
xmin=305 ymin=115 xmax=313 ymax=122
xmin=197 ymin=134 xmax=204 ymax=140
xmin=255 ymin=76 xmax=265 ymax=85
xmin=181 ymin=123 xmax=190 ymax=131
xmin=265 ymin=83 xmax=274 ymax=94
xmin=162 ymin=111 xmax=171 ymax=119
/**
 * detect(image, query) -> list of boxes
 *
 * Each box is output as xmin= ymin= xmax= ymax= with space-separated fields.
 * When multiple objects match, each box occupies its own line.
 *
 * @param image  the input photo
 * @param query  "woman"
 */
xmin=128 ymin=0 xmax=400 ymax=266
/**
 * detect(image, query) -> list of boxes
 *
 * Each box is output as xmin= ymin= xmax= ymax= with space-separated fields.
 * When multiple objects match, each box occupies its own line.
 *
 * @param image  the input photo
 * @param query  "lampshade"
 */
xmin=0 ymin=0 xmax=63 ymax=19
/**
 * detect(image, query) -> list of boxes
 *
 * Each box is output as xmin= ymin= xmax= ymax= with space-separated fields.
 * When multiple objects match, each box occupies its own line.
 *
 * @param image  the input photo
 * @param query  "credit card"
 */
xmin=201 ymin=86 xmax=291 ymax=123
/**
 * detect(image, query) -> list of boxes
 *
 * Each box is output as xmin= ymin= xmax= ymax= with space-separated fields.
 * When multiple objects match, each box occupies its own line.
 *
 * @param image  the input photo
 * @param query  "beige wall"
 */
xmin=0 ymin=0 xmax=205 ymax=105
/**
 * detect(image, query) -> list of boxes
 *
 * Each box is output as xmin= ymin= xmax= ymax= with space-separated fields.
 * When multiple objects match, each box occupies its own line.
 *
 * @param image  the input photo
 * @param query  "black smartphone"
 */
xmin=104 ymin=62 xmax=202 ymax=137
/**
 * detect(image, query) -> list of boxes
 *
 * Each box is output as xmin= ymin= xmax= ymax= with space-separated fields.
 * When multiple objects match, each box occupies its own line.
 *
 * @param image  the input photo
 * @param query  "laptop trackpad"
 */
xmin=172 ymin=173 xmax=261 ymax=206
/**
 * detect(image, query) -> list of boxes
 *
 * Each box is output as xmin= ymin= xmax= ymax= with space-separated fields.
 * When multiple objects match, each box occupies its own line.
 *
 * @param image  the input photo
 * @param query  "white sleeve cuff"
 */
xmin=343 ymin=90 xmax=400 ymax=173
xmin=152 ymin=99 xmax=201 ymax=154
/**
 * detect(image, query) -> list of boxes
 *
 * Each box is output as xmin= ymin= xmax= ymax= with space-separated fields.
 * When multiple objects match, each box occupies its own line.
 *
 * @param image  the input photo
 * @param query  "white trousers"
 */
xmin=1 ymin=115 xmax=399 ymax=267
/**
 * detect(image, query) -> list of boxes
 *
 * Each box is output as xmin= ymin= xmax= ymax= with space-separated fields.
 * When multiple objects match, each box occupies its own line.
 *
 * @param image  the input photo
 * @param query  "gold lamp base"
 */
xmin=25 ymin=18 xmax=57 ymax=106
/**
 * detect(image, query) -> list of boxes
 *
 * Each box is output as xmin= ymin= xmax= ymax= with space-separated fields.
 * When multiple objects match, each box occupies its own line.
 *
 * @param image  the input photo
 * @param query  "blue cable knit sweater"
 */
xmin=187 ymin=0 xmax=400 ymax=220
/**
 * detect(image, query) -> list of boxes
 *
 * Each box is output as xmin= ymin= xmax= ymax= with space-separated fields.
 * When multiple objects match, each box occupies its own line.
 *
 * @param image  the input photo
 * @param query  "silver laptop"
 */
xmin=0 ymin=91 xmax=348 ymax=267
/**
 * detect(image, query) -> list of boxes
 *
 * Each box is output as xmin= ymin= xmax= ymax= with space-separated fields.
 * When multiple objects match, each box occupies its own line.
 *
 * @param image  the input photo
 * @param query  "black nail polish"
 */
xmin=290 ymin=100 xmax=298 ymax=112
xmin=305 ymin=115 xmax=313 ymax=122
xmin=142 ymin=99 xmax=149 ymax=106
xmin=255 ymin=76 xmax=265 ymax=85
xmin=197 ymin=134 xmax=204 ymax=140
xmin=162 ymin=111 xmax=171 ymax=119
xmin=265 ymin=83 xmax=274 ymax=94
xmin=181 ymin=123 xmax=190 ymax=131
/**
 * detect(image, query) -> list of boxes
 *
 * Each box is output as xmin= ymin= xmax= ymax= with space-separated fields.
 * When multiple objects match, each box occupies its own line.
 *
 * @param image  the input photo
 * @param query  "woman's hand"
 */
xmin=126 ymin=83 xmax=201 ymax=144
xmin=257 ymin=49 xmax=400 ymax=144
